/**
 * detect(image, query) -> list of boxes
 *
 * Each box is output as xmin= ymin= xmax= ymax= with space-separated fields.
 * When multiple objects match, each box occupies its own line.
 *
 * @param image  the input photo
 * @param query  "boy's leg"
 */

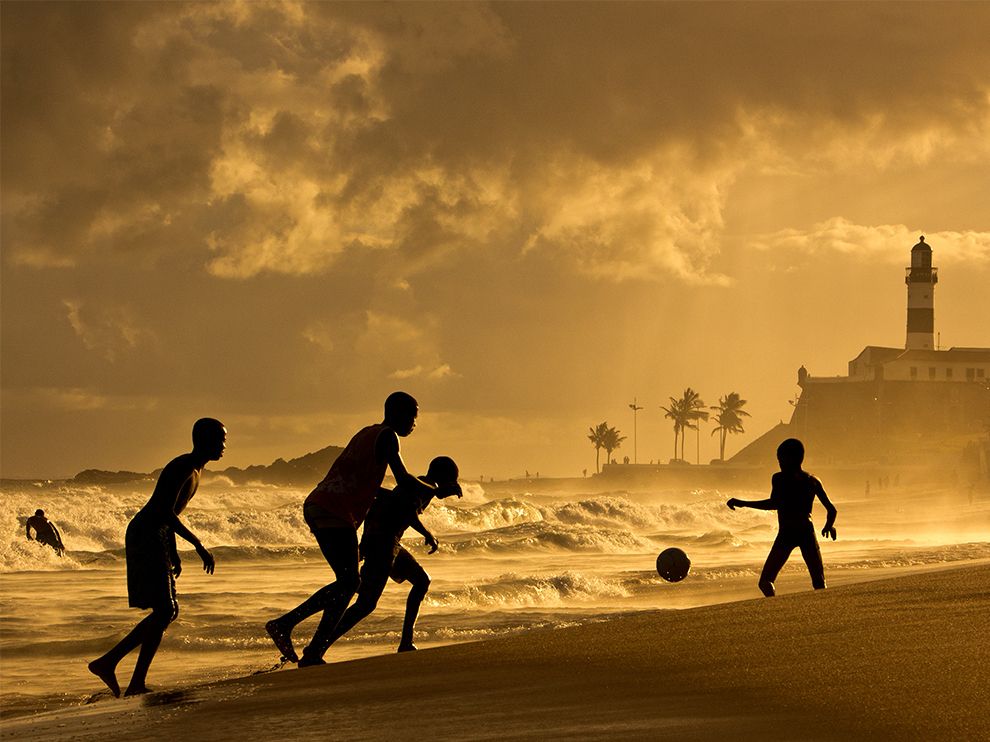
xmin=391 ymin=548 xmax=430 ymax=651
xmin=124 ymin=602 xmax=178 ymax=696
xmin=88 ymin=611 xmax=159 ymax=697
xmin=798 ymin=529 xmax=827 ymax=590
xmin=268 ymin=526 xmax=359 ymax=661
xmin=90 ymin=555 xmax=177 ymax=697
xmin=297 ymin=528 xmax=361 ymax=665
xmin=320 ymin=559 xmax=391 ymax=652
xmin=89 ymin=599 xmax=176 ymax=697
xmin=758 ymin=533 xmax=795 ymax=597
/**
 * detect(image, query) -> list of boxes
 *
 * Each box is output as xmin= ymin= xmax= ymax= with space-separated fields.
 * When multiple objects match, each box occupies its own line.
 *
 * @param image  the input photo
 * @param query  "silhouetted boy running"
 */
xmin=26 ymin=509 xmax=66 ymax=556
xmin=265 ymin=392 xmax=460 ymax=667
xmin=88 ymin=418 xmax=224 ymax=696
xmin=323 ymin=456 xmax=461 ymax=654
xmin=727 ymin=438 xmax=837 ymax=597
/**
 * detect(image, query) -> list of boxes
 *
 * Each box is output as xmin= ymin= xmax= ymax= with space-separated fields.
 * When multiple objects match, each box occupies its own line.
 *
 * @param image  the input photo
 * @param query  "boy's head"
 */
xmin=384 ymin=391 xmax=418 ymax=437
xmin=427 ymin=455 xmax=459 ymax=487
xmin=417 ymin=456 xmax=460 ymax=510
xmin=35 ymin=509 xmax=44 ymax=518
xmin=193 ymin=418 xmax=227 ymax=461
xmin=776 ymin=438 xmax=805 ymax=471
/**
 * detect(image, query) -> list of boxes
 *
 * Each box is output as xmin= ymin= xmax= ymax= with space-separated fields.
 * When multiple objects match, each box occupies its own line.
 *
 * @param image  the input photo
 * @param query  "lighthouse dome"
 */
xmin=912 ymin=235 xmax=931 ymax=252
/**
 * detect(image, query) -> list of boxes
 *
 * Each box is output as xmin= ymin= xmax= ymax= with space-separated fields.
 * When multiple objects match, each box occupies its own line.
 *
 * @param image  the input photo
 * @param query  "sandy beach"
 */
xmin=4 ymin=563 xmax=987 ymax=741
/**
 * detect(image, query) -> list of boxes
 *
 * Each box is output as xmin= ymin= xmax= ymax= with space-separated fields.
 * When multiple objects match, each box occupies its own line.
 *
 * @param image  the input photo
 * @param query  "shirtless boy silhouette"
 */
xmin=727 ymin=438 xmax=837 ymax=597
xmin=265 ymin=392 xmax=460 ymax=667
xmin=88 ymin=418 xmax=225 ymax=696
xmin=323 ymin=455 xmax=461 ymax=654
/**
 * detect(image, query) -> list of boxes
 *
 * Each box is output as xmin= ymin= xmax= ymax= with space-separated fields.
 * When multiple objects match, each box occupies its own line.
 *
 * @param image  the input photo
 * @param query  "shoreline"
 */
xmin=4 ymin=562 xmax=988 ymax=741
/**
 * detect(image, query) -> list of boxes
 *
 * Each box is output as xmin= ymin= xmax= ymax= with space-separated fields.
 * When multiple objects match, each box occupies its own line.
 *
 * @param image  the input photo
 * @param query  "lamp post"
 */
xmin=696 ymin=423 xmax=701 ymax=465
xmin=628 ymin=398 xmax=644 ymax=464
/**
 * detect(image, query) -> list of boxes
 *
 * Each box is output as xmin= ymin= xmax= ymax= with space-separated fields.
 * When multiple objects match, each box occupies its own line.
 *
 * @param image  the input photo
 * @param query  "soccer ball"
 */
xmin=656 ymin=547 xmax=691 ymax=583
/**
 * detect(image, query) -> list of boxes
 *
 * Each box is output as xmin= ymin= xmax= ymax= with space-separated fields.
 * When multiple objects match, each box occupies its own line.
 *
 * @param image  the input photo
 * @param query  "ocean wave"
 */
xmin=654 ymin=529 xmax=751 ymax=549
xmin=441 ymin=522 xmax=656 ymax=554
xmin=424 ymin=494 xmax=748 ymax=539
xmin=0 ymin=482 xmax=314 ymax=571
xmin=423 ymin=498 xmax=544 ymax=532
xmin=0 ymin=540 xmax=88 ymax=572
xmin=831 ymin=542 xmax=990 ymax=570
xmin=18 ymin=482 xmax=963 ymax=573
xmin=425 ymin=571 xmax=630 ymax=608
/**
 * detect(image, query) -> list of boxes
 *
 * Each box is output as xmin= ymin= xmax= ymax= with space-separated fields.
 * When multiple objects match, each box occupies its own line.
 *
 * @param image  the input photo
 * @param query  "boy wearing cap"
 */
xmin=323 ymin=455 xmax=462 ymax=653
xmin=266 ymin=393 xmax=460 ymax=667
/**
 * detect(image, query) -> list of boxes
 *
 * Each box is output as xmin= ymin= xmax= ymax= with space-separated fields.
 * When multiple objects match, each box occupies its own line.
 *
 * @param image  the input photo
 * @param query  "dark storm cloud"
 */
xmin=2 ymin=2 xmax=989 ymax=476
xmin=4 ymin=2 xmax=989 ymax=281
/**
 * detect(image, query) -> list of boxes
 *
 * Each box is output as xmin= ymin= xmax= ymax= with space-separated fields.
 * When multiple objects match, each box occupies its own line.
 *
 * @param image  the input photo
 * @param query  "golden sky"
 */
xmin=2 ymin=2 xmax=989 ymax=478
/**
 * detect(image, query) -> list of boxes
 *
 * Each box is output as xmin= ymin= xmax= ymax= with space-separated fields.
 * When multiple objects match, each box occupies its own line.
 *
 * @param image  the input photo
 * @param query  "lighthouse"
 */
xmin=905 ymin=235 xmax=938 ymax=350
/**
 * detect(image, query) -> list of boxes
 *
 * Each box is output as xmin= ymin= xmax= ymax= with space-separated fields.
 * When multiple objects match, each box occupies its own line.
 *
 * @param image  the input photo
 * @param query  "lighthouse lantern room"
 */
xmin=905 ymin=235 xmax=938 ymax=350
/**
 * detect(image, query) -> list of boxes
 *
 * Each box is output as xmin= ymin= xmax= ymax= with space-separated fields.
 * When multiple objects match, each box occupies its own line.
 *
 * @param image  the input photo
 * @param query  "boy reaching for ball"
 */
xmin=321 ymin=456 xmax=462 ymax=654
xmin=726 ymin=438 xmax=837 ymax=597
xmin=265 ymin=393 xmax=460 ymax=667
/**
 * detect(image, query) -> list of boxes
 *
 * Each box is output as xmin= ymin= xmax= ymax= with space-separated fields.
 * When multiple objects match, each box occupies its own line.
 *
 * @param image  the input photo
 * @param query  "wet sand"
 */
xmin=4 ymin=563 xmax=988 ymax=741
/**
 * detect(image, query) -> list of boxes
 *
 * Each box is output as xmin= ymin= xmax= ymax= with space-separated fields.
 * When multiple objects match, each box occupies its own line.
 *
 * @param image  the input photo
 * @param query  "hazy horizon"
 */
xmin=3 ymin=2 xmax=990 ymax=479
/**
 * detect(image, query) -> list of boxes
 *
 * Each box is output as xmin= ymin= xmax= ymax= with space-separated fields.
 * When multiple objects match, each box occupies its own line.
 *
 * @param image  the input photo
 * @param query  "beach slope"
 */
xmin=6 ymin=564 xmax=988 ymax=741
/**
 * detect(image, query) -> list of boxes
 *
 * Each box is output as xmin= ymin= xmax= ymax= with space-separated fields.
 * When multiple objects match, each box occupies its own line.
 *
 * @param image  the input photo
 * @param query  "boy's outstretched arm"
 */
xmin=816 ymin=481 xmax=838 ymax=540
xmin=378 ymin=430 xmax=459 ymax=499
xmin=726 ymin=497 xmax=776 ymax=511
xmin=408 ymin=512 xmax=439 ymax=554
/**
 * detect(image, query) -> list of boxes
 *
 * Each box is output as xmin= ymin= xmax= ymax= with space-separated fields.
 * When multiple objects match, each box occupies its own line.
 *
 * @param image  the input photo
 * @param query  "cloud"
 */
xmin=301 ymin=321 xmax=336 ymax=352
xmin=5 ymin=386 xmax=160 ymax=413
xmin=389 ymin=363 xmax=457 ymax=381
xmin=389 ymin=365 xmax=423 ymax=380
xmin=62 ymin=299 xmax=156 ymax=361
xmin=8 ymin=3 xmax=988 ymax=287
xmin=357 ymin=311 xmax=454 ymax=383
xmin=522 ymin=152 xmax=734 ymax=284
xmin=752 ymin=219 xmax=990 ymax=265
xmin=4 ymin=2 xmax=990 ymax=478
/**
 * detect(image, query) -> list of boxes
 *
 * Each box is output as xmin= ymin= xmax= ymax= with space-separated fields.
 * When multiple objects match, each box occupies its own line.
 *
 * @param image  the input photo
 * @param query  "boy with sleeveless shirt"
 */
xmin=265 ymin=392 xmax=460 ymax=666
xmin=321 ymin=455 xmax=461 ymax=655
xmin=727 ymin=438 xmax=838 ymax=597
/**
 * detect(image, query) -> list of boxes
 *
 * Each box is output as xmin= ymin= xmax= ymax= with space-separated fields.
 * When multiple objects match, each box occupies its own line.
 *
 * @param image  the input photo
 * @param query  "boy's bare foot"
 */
xmin=124 ymin=685 xmax=152 ymax=697
xmin=297 ymin=655 xmax=326 ymax=668
xmin=265 ymin=619 xmax=298 ymax=663
xmin=88 ymin=658 xmax=120 ymax=698
xmin=397 ymin=643 xmax=417 ymax=653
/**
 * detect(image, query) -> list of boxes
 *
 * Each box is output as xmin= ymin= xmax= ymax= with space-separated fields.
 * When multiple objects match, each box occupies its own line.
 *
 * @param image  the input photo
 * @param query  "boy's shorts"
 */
xmin=360 ymin=538 xmax=424 ymax=586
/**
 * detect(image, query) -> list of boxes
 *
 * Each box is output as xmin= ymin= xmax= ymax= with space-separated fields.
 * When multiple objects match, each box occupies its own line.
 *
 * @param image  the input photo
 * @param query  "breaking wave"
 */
xmin=425 ymin=571 xmax=631 ymax=608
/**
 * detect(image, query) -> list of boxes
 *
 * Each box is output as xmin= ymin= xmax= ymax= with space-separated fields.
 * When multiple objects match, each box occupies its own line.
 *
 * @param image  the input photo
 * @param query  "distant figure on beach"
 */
xmin=265 ymin=392 xmax=461 ymax=667
xmin=25 ymin=509 xmax=66 ymax=556
xmin=726 ymin=438 xmax=837 ymax=597
xmin=321 ymin=456 xmax=462 ymax=654
xmin=88 ymin=418 xmax=225 ymax=697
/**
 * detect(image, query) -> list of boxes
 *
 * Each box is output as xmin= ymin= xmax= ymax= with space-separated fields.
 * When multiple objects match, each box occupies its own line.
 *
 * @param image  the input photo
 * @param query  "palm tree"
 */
xmin=679 ymin=388 xmax=709 ymax=462
xmin=587 ymin=421 xmax=609 ymax=474
xmin=710 ymin=392 xmax=751 ymax=461
xmin=660 ymin=398 xmax=684 ymax=462
xmin=602 ymin=425 xmax=626 ymax=466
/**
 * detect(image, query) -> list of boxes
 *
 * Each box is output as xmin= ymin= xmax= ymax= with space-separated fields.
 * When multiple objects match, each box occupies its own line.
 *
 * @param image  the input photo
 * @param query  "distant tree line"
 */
xmin=587 ymin=390 xmax=749 ymax=471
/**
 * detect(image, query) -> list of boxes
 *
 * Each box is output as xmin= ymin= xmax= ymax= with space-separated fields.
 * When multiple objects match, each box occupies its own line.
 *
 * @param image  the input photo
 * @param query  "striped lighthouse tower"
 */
xmin=905 ymin=235 xmax=938 ymax=350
